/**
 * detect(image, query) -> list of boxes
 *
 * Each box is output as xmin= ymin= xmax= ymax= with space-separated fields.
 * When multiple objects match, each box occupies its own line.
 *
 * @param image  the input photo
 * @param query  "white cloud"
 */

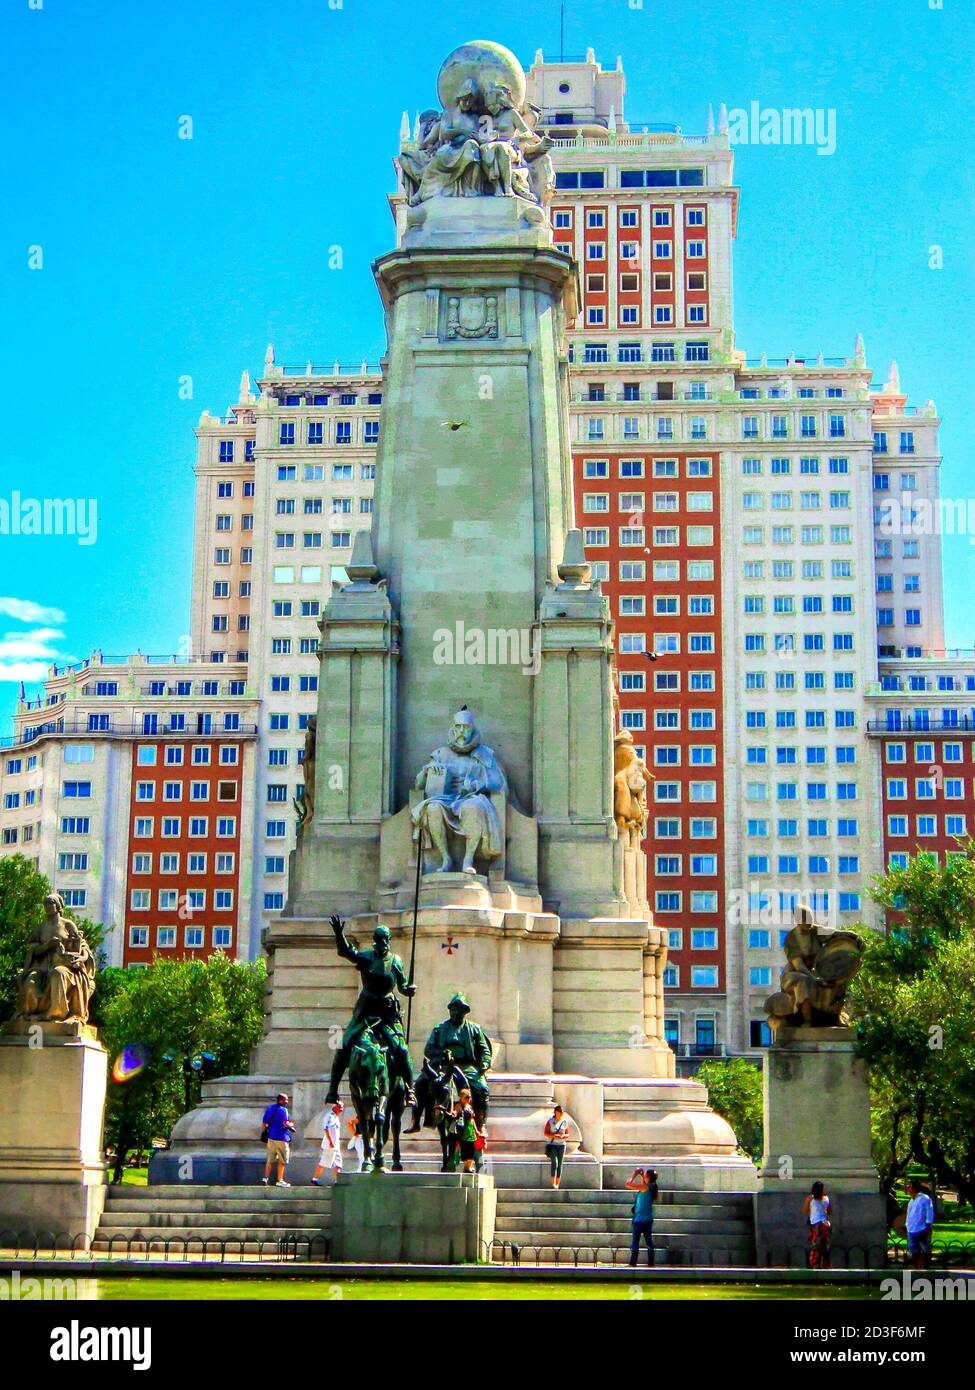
xmin=0 ymin=602 xmax=70 ymax=682
xmin=0 ymin=661 xmax=54 ymax=684
xmin=0 ymin=597 xmax=67 ymax=625
xmin=0 ymin=628 xmax=65 ymax=662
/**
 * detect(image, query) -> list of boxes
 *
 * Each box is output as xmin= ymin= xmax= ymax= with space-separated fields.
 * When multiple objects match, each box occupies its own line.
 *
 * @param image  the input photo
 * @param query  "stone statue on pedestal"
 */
xmin=411 ymin=707 xmax=507 ymax=874
xmin=398 ymin=40 xmax=554 ymax=209
xmin=15 ymin=892 xmax=96 ymax=1025
xmin=522 ymin=102 xmax=556 ymax=206
xmin=613 ymin=729 xmax=651 ymax=837
xmin=398 ymin=109 xmax=441 ymax=201
xmin=294 ymin=714 xmax=316 ymax=834
xmin=324 ymin=916 xmax=417 ymax=1107
xmin=764 ymin=904 xmax=865 ymax=1032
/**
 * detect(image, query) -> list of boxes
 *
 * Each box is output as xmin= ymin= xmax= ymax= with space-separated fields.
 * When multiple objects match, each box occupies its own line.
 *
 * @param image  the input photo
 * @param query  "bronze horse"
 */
xmin=409 ymin=1056 xmax=470 ymax=1171
xmin=348 ymin=1026 xmax=407 ymax=1172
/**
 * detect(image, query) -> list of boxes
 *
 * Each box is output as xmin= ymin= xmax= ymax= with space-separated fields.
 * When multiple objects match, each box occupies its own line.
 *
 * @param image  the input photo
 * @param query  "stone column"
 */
xmin=754 ymin=1025 xmax=886 ymax=1266
xmin=534 ymin=540 xmax=626 ymax=923
xmin=285 ymin=530 xmax=399 ymax=920
xmin=0 ymin=1021 xmax=108 ymax=1243
xmin=371 ymin=200 xmax=578 ymax=815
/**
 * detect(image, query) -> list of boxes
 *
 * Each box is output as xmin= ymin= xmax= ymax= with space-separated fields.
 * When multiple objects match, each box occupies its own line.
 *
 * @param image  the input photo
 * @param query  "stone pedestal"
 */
xmin=155 ymin=1068 xmax=756 ymax=1197
xmin=0 ymin=1021 xmax=108 ymax=1242
xmin=601 ymin=1077 xmax=759 ymax=1192
xmin=250 ymin=910 xmax=559 ymax=1077
xmin=330 ymin=1171 xmax=495 ymax=1263
xmin=754 ymin=1027 xmax=886 ymax=1266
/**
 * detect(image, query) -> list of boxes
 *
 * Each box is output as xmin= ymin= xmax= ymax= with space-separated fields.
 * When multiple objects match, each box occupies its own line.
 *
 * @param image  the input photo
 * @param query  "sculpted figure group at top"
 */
xmin=398 ymin=75 xmax=555 ymax=209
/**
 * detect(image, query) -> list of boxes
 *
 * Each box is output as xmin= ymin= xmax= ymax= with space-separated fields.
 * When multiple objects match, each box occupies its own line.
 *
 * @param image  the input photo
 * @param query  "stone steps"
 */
xmin=498 ymin=1200 xmax=750 ymax=1220
xmin=494 ymin=1216 xmax=753 ymax=1236
xmin=97 ymin=1212 xmax=328 ymax=1230
xmin=127 ymin=1184 xmax=330 ymax=1198
xmin=92 ymin=1185 xmax=331 ymax=1255
xmin=105 ymin=1192 xmax=333 ymax=1214
xmin=90 ymin=1180 xmax=755 ymax=1265
xmin=485 ymin=1185 xmax=753 ymax=1205
xmin=491 ymin=1186 xmax=756 ymax=1264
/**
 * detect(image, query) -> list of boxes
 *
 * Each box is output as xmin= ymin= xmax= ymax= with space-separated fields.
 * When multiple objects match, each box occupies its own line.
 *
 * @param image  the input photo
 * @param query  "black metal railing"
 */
xmin=4 ymin=1230 xmax=974 ymax=1272
xmin=0 ymin=1230 xmax=330 ymax=1263
xmin=482 ymin=1237 xmax=975 ymax=1269
xmin=866 ymin=717 xmax=975 ymax=734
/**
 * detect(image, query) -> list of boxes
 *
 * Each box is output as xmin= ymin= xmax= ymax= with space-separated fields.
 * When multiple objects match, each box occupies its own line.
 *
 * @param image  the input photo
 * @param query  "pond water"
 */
xmin=73 ymin=1277 xmax=883 ymax=1301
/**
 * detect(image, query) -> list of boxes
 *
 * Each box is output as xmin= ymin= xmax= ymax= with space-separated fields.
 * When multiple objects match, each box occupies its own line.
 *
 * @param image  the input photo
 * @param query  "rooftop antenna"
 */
xmin=560 ymin=0 xmax=565 ymax=61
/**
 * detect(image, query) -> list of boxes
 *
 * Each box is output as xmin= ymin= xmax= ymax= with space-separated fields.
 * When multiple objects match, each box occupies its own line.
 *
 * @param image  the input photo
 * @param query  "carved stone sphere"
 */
xmin=437 ymin=40 xmax=527 ymax=113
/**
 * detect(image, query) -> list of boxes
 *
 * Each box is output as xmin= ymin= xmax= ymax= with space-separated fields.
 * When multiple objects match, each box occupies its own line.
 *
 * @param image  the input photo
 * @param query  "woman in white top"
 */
xmin=543 ymin=1105 xmax=570 ymax=1189
xmin=802 ymin=1180 xmax=832 ymax=1268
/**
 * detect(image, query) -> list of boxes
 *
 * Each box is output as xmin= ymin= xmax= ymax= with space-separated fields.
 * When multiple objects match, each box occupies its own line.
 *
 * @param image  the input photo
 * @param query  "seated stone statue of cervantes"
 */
xmin=411 ymin=706 xmax=506 ymax=874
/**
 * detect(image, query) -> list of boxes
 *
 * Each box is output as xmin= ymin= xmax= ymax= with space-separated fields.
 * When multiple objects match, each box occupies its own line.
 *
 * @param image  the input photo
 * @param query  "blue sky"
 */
xmin=2 ymin=0 xmax=973 ymax=731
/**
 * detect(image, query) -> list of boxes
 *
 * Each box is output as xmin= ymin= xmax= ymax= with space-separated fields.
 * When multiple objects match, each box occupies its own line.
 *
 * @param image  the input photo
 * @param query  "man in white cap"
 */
xmin=311 ymin=1100 xmax=345 ymax=1185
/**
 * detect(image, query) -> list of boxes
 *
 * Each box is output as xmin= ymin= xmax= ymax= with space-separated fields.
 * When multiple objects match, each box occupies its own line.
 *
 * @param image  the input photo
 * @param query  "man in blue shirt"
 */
xmin=262 ymin=1091 xmax=296 ymax=1187
xmin=905 ymin=1180 xmax=935 ymax=1269
xmin=625 ymin=1167 xmax=659 ymax=1267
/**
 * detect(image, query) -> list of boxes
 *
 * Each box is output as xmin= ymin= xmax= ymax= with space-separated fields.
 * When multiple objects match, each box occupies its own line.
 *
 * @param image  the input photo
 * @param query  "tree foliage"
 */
xmin=98 ymin=953 xmax=266 ymax=1179
xmin=850 ymin=846 xmax=975 ymax=1204
xmin=695 ymin=1057 xmax=763 ymax=1162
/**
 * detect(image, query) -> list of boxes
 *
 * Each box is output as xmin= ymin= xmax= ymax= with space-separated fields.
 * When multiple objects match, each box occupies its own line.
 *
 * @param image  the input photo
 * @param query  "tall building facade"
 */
xmin=191 ymin=356 xmax=382 ymax=933
xmin=522 ymin=50 xmax=946 ymax=1058
xmin=0 ymin=657 xmax=258 ymax=965
xmin=1 ymin=49 xmax=961 ymax=1054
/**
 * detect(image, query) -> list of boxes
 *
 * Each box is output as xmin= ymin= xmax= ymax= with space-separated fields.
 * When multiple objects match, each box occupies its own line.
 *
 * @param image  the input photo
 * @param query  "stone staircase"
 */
xmin=90 ymin=1180 xmax=754 ymax=1266
xmin=491 ymin=1187 xmax=755 ymax=1265
xmin=92 ymin=1184 xmax=332 ymax=1258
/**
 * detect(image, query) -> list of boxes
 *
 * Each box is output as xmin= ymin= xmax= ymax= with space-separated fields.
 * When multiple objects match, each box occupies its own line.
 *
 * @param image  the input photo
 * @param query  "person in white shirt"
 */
xmin=905 ymin=1180 xmax=935 ymax=1269
xmin=311 ymin=1101 xmax=345 ymax=1185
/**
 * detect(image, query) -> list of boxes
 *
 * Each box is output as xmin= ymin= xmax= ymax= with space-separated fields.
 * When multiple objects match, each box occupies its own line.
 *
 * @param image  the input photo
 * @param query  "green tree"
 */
xmin=695 ymin=1057 xmax=763 ymax=1162
xmin=0 ymin=855 xmax=106 ymax=1024
xmin=850 ymin=846 xmax=975 ymax=1204
xmin=99 ymin=954 xmax=266 ymax=1180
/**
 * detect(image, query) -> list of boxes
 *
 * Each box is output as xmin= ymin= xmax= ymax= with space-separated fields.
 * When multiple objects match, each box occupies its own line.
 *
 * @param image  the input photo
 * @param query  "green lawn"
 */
xmin=890 ymin=1222 xmax=975 ymax=1251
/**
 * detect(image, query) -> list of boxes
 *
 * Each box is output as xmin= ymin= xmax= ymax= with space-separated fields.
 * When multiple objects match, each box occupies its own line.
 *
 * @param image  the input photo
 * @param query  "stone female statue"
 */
xmin=15 ymin=892 xmax=96 ymax=1025
xmin=478 ymin=82 xmax=536 ymax=199
xmin=398 ymin=109 xmax=441 ymax=202
xmin=519 ymin=102 xmax=556 ymax=206
xmin=410 ymin=80 xmax=482 ymax=205
xmin=614 ymin=730 xmax=650 ymax=836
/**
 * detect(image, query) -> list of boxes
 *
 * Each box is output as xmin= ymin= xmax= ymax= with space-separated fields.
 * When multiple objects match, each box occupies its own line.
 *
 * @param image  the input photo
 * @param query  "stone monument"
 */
xmin=0 ymin=893 xmax=108 ymax=1242
xmin=755 ymin=905 xmax=886 ymax=1265
xmin=156 ymin=41 xmax=754 ymax=1205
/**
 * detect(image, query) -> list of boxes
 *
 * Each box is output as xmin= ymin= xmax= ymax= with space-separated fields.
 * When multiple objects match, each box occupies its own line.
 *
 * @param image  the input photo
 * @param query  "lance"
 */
xmin=406 ymin=823 xmax=424 ymax=1043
